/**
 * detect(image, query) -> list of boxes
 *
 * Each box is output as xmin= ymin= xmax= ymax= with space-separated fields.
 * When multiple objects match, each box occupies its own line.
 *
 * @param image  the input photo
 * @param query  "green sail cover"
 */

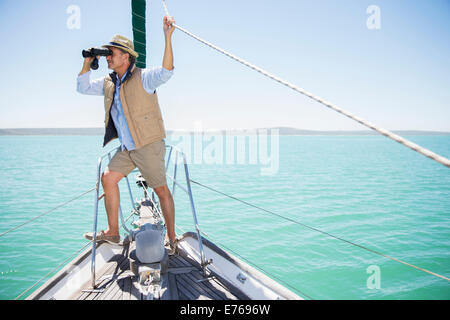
xmin=131 ymin=0 xmax=146 ymax=68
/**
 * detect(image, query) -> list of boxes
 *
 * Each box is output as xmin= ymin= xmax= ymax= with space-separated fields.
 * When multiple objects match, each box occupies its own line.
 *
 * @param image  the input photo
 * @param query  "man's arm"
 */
xmin=77 ymin=56 xmax=105 ymax=96
xmin=141 ymin=16 xmax=175 ymax=94
xmin=79 ymin=57 xmax=95 ymax=76
xmin=162 ymin=16 xmax=175 ymax=71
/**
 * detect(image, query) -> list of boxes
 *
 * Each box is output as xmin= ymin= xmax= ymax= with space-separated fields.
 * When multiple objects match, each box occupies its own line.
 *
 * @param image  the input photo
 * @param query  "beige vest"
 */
xmin=103 ymin=66 xmax=166 ymax=149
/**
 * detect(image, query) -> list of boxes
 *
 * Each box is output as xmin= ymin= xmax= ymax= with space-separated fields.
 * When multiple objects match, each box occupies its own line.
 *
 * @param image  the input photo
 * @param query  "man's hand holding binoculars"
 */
xmin=80 ymin=56 xmax=97 ymax=76
xmin=79 ymin=48 xmax=113 ymax=75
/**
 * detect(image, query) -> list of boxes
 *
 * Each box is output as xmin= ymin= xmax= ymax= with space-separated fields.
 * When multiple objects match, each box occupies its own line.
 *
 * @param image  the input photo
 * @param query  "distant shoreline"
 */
xmin=0 ymin=127 xmax=449 ymax=136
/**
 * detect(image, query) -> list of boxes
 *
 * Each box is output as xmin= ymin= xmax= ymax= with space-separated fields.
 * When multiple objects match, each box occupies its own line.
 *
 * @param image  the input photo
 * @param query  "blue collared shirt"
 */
xmin=77 ymin=67 xmax=173 ymax=151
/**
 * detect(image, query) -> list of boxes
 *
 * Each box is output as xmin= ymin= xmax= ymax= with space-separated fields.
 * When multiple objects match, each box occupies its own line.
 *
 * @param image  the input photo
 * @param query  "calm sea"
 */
xmin=0 ymin=134 xmax=449 ymax=300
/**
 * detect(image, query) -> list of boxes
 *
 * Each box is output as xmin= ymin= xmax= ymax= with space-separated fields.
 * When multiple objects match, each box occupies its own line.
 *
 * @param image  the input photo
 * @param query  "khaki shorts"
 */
xmin=106 ymin=139 xmax=167 ymax=189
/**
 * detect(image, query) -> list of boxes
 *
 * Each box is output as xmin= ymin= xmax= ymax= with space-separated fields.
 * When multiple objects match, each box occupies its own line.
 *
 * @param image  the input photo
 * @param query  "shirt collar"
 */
xmin=116 ymin=72 xmax=128 ymax=83
xmin=109 ymin=63 xmax=136 ymax=86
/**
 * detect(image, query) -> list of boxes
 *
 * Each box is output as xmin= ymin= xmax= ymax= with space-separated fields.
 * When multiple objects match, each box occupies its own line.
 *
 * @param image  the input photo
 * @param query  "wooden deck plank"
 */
xmin=169 ymin=257 xmax=214 ymax=300
xmin=97 ymin=253 xmax=131 ymax=300
xmin=177 ymin=267 xmax=227 ymax=301
xmin=177 ymin=274 xmax=219 ymax=300
xmin=156 ymin=272 xmax=166 ymax=300
xmin=176 ymin=273 xmax=209 ymax=299
xmin=168 ymin=257 xmax=226 ymax=300
xmin=159 ymin=272 xmax=171 ymax=300
xmin=113 ymin=278 xmax=126 ymax=300
xmin=168 ymin=255 xmax=181 ymax=268
xmin=167 ymin=272 xmax=179 ymax=300
xmin=184 ymin=270 xmax=229 ymax=300
xmin=77 ymin=289 xmax=91 ymax=300
xmin=81 ymin=290 xmax=97 ymax=300
xmin=170 ymin=254 xmax=237 ymax=300
xmin=122 ymin=275 xmax=132 ymax=300
xmin=178 ymin=290 xmax=190 ymax=300
xmin=99 ymin=270 xmax=131 ymax=301
xmin=95 ymin=280 xmax=117 ymax=300
xmin=176 ymin=274 xmax=213 ymax=300
xmin=129 ymin=276 xmax=141 ymax=300
xmin=173 ymin=252 xmax=248 ymax=300
xmin=76 ymin=262 xmax=119 ymax=300
xmin=83 ymin=272 xmax=115 ymax=300
xmin=186 ymin=269 xmax=241 ymax=300
xmin=73 ymin=247 xmax=129 ymax=300
xmin=175 ymin=276 xmax=198 ymax=300
xmin=173 ymin=255 xmax=192 ymax=267
xmin=100 ymin=279 xmax=121 ymax=300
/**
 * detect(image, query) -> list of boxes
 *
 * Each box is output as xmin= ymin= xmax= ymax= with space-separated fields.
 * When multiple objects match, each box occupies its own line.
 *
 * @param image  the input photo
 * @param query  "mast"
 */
xmin=131 ymin=0 xmax=147 ymax=68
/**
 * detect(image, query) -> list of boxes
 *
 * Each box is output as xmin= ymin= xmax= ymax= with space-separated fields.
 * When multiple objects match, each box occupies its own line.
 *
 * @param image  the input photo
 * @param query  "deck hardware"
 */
xmin=237 ymin=273 xmax=247 ymax=284
xmin=195 ymin=275 xmax=216 ymax=283
xmin=137 ymin=264 xmax=162 ymax=300
xmin=82 ymin=288 xmax=105 ymax=294
xmin=201 ymin=258 xmax=213 ymax=268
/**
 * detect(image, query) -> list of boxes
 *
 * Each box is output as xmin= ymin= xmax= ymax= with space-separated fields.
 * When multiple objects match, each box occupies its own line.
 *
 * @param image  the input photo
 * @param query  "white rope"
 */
xmin=161 ymin=0 xmax=450 ymax=169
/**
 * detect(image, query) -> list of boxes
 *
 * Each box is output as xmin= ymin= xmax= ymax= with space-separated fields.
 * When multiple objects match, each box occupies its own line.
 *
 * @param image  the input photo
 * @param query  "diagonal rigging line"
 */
xmin=160 ymin=0 xmax=450 ymax=169
xmin=0 ymin=187 xmax=96 ymax=238
xmin=175 ymin=223 xmax=312 ymax=299
xmin=189 ymin=179 xmax=450 ymax=282
xmin=199 ymin=229 xmax=314 ymax=300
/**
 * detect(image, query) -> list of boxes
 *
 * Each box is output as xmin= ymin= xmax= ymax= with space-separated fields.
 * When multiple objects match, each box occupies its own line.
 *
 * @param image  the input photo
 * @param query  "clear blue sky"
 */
xmin=0 ymin=0 xmax=449 ymax=131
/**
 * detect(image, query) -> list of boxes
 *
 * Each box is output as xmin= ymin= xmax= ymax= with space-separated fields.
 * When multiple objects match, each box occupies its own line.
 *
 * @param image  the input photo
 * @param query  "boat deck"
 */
xmin=71 ymin=244 xmax=249 ymax=300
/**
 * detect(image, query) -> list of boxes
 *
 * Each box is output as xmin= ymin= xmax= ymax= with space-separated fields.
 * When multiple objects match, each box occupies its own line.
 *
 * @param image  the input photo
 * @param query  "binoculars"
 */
xmin=82 ymin=48 xmax=113 ymax=70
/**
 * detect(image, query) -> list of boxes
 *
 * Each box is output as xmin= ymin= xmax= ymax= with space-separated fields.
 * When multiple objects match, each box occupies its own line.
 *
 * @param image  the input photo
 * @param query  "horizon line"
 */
xmin=1 ymin=127 xmax=449 ymax=135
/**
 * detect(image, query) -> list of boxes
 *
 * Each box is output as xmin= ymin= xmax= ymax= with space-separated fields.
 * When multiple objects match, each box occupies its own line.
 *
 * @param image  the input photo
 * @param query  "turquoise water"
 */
xmin=0 ymin=135 xmax=449 ymax=300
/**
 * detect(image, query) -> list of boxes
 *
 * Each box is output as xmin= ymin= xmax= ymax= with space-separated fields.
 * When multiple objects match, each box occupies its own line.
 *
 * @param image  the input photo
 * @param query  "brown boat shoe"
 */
xmin=84 ymin=230 xmax=120 ymax=245
xmin=164 ymin=238 xmax=179 ymax=256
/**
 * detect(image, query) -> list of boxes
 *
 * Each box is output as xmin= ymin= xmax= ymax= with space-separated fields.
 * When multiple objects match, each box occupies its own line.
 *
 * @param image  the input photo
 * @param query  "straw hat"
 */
xmin=102 ymin=34 xmax=139 ymax=58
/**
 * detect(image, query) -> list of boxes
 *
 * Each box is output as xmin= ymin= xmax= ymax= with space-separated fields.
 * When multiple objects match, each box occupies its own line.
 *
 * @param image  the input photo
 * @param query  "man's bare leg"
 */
xmin=101 ymin=169 xmax=125 ymax=237
xmin=153 ymin=184 xmax=176 ymax=241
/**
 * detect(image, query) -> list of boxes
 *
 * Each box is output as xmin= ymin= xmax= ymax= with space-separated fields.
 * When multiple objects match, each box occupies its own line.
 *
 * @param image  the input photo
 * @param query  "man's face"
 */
xmin=106 ymin=47 xmax=129 ymax=71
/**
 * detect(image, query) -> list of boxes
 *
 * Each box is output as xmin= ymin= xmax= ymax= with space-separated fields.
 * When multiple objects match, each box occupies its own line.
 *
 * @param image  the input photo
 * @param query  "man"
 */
xmin=77 ymin=16 xmax=178 ymax=254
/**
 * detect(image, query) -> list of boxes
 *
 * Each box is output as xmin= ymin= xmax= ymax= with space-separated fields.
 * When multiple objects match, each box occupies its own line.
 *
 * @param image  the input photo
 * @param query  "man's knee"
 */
xmin=154 ymin=184 xmax=172 ymax=199
xmin=101 ymin=170 xmax=124 ymax=188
